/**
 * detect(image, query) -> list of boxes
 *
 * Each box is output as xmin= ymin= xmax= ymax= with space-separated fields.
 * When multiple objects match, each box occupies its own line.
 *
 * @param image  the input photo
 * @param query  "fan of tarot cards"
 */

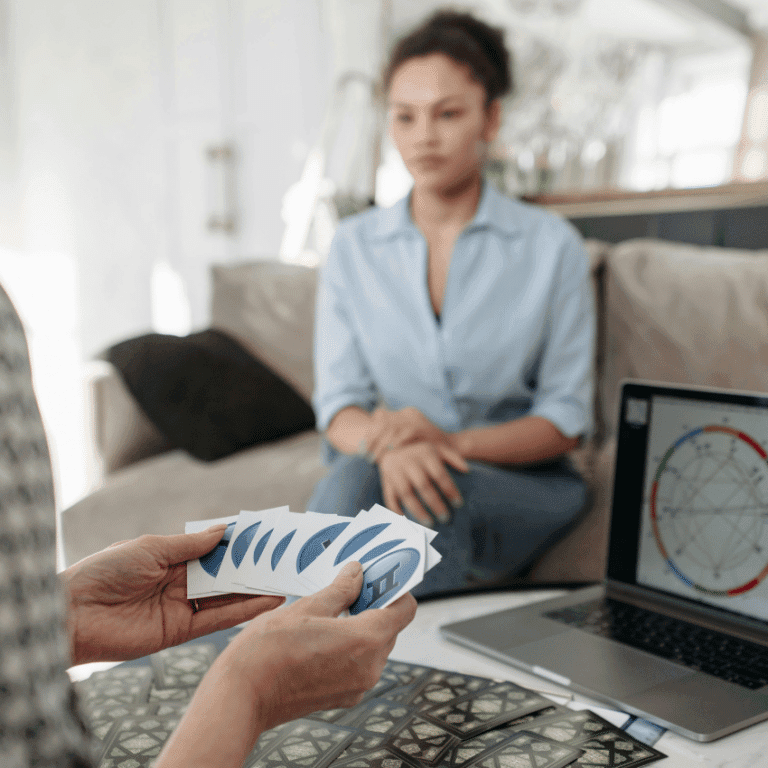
xmin=76 ymin=643 xmax=667 ymax=768
xmin=186 ymin=505 xmax=441 ymax=613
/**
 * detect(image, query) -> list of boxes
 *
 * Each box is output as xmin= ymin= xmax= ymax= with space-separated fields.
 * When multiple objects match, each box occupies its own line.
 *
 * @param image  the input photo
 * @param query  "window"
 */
xmin=621 ymin=45 xmax=751 ymax=190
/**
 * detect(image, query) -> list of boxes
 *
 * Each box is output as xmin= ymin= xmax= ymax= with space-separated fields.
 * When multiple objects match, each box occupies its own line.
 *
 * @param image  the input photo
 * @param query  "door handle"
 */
xmin=206 ymin=143 xmax=236 ymax=234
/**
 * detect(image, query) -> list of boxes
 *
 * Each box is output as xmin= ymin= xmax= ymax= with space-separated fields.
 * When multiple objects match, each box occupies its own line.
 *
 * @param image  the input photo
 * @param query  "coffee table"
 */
xmin=70 ymin=587 xmax=768 ymax=767
xmin=391 ymin=588 xmax=768 ymax=767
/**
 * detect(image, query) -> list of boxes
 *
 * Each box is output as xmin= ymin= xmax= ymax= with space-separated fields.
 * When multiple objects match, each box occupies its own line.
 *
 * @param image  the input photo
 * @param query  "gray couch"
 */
xmin=60 ymin=239 xmax=768 ymax=585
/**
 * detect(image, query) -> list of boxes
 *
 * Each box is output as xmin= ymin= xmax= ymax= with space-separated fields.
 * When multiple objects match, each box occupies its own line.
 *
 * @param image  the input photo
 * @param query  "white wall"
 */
xmin=0 ymin=0 xmax=335 ymax=509
xmin=0 ymin=0 xmax=20 ymax=247
xmin=0 ymin=0 xmax=170 ymax=508
xmin=11 ymin=0 xmax=165 ymax=358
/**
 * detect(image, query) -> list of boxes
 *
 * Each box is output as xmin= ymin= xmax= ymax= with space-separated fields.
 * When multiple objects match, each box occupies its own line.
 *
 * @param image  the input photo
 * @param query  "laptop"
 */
xmin=441 ymin=380 xmax=768 ymax=742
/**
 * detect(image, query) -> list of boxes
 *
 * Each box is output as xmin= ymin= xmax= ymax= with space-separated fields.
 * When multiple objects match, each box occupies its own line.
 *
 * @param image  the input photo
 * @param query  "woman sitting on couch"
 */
xmin=309 ymin=9 xmax=595 ymax=595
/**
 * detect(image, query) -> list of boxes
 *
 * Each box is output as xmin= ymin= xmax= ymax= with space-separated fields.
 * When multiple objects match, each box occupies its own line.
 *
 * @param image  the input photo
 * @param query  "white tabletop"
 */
xmin=391 ymin=589 xmax=768 ymax=768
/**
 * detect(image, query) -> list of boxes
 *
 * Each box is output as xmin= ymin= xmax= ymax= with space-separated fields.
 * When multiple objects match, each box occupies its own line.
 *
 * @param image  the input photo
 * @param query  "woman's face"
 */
xmin=388 ymin=52 xmax=500 ymax=196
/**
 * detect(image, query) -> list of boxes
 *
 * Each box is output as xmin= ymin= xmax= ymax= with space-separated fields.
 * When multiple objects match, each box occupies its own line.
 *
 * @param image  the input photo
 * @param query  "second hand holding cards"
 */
xmin=187 ymin=504 xmax=441 ymax=613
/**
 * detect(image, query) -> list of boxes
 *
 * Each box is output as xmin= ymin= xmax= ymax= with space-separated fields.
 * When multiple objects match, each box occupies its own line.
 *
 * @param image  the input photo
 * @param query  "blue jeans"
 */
xmin=307 ymin=450 xmax=588 ymax=597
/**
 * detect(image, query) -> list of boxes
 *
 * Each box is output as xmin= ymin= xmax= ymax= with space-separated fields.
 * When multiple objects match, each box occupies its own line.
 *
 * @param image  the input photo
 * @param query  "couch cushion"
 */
xmin=210 ymin=261 xmax=317 ymax=402
xmin=89 ymin=361 xmax=172 ymax=474
xmin=107 ymin=329 xmax=315 ymax=461
xmin=60 ymin=430 xmax=327 ymax=566
xmin=601 ymin=239 xmax=768 ymax=433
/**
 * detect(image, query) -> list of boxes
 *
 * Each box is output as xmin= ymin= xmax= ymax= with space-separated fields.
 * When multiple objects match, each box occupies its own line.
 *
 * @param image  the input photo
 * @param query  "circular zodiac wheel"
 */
xmin=649 ymin=425 xmax=768 ymax=597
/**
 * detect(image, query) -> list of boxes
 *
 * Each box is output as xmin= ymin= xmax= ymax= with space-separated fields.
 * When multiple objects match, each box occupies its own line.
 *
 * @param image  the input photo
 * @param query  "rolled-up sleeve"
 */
xmin=529 ymin=230 xmax=596 ymax=440
xmin=312 ymin=233 xmax=378 ymax=432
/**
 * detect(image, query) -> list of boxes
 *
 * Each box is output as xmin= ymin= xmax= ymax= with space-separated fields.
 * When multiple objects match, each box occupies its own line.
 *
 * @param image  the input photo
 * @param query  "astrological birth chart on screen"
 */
xmin=636 ymin=394 xmax=768 ymax=621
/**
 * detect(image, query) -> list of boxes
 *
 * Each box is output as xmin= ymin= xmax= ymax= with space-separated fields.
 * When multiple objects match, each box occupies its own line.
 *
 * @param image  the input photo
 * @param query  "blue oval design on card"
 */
xmin=199 ymin=521 xmax=236 ymax=576
xmin=349 ymin=547 xmax=420 ymax=614
xmin=296 ymin=522 xmax=350 ymax=573
xmin=271 ymin=529 xmax=296 ymax=571
xmin=358 ymin=539 xmax=405 ymax=564
xmin=231 ymin=522 xmax=261 ymax=568
xmin=252 ymin=529 xmax=273 ymax=566
xmin=334 ymin=523 xmax=390 ymax=566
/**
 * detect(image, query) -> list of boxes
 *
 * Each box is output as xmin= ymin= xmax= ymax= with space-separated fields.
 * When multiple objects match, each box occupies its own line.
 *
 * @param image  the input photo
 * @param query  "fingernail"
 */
xmin=450 ymin=496 xmax=464 ymax=509
xmin=205 ymin=524 xmax=227 ymax=532
xmin=340 ymin=561 xmax=362 ymax=578
xmin=436 ymin=512 xmax=451 ymax=525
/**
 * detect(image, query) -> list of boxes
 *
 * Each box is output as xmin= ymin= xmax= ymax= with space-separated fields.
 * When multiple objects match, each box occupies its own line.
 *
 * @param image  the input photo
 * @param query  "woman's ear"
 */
xmin=483 ymin=99 xmax=502 ymax=143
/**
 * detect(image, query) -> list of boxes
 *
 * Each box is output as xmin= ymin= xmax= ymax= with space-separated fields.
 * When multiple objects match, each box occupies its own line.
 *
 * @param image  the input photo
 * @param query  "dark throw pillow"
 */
xmin=106 ymin=329 xmax=315 ymax=461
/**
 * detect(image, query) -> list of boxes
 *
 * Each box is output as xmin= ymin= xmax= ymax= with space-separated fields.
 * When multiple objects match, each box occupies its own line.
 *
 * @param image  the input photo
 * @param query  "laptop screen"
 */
xmin=609 ymin=381 xmax=768 ymax=623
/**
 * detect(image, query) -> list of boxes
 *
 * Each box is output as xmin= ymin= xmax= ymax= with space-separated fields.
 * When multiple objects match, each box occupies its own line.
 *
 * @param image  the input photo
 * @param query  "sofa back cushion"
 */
xmin=90 ymin=361 xmax=173 ymax=474
xmin=601 ymin=239 xmax=768 ymax=433
xmin=582 ymin=239 xmax=610 ymax=443
xmin=210 ymin=261 xmax=318 ymax=402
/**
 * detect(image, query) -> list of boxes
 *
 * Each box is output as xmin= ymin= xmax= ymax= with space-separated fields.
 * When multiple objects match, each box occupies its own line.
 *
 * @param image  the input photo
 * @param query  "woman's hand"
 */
xmin=378 ymin=441 xmax=469 ymax=526
xmin=155 ymin=562 xmax=417 ymax=768
xmin=65 ymin=526 xmax=285 ymax=665
xmin=366 ymin=406 xmax=455 ymax=462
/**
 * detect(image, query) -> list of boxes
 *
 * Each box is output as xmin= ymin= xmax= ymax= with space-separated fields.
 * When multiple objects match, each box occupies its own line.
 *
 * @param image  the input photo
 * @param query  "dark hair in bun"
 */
xmin=383 ymin=10 xmax=512 ymax=104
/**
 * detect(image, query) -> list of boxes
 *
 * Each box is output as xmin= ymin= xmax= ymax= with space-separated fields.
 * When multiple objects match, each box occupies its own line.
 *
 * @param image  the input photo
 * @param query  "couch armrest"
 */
xmin=87 ymin=361 xmax=171 ymax=475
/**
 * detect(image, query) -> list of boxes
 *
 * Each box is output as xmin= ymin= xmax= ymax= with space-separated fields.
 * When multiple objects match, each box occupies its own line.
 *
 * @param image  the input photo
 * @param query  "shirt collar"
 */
xmin=370 ymin=192 xmax=414 ymax=240
xmin=467 ymin=181 xmax=521 ymax=237
xmin=371 ymin=179 xmax=522 ymax=241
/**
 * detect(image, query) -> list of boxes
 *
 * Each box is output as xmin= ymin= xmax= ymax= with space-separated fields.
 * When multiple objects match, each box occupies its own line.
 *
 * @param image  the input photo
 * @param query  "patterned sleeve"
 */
xmin=0 ymin=286 xmax=96 ymax=767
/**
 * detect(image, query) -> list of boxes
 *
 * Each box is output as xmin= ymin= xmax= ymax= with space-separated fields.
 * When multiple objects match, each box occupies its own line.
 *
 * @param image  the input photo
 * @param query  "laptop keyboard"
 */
xmin=545 ymin=598 xmax=768 ymax=690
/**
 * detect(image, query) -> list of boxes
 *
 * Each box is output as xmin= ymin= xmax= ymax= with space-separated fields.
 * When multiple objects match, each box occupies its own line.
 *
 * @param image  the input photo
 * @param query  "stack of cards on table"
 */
xmin=186 ymin=504 xmax=441 ymax=613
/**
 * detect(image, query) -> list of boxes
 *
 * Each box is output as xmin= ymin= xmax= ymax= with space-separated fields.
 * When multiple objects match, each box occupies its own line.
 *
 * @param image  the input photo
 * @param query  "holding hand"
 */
xmin=379 ymin=441 xmax=469 ymax=526
xmin=156 ymin=562 xmax=417 ymax=768
xmin=65 ymin=526 xmax=284 ymax=665
xmin=220 ymin=560 xmax=417 ymax=727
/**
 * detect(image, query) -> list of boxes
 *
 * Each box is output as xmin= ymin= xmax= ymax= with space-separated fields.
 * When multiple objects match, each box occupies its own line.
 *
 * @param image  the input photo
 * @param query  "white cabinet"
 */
xmin=158 ymin=0 xmax=332 ymax=328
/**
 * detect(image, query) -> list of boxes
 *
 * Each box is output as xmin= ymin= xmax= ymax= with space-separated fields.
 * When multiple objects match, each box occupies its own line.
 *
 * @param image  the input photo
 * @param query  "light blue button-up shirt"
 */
xmin=313 ymin=182 xmax=595 ymax=441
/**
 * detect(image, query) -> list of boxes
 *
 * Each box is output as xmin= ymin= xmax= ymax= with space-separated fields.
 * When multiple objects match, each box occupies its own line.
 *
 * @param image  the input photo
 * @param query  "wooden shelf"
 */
xmin=523 ymin=181 xmax=768 ymax=218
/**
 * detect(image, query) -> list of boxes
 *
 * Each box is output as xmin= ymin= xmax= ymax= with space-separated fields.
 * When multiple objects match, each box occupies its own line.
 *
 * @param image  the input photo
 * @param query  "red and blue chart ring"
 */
xmin=649 ymin=424 xmax=768 ymax=597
